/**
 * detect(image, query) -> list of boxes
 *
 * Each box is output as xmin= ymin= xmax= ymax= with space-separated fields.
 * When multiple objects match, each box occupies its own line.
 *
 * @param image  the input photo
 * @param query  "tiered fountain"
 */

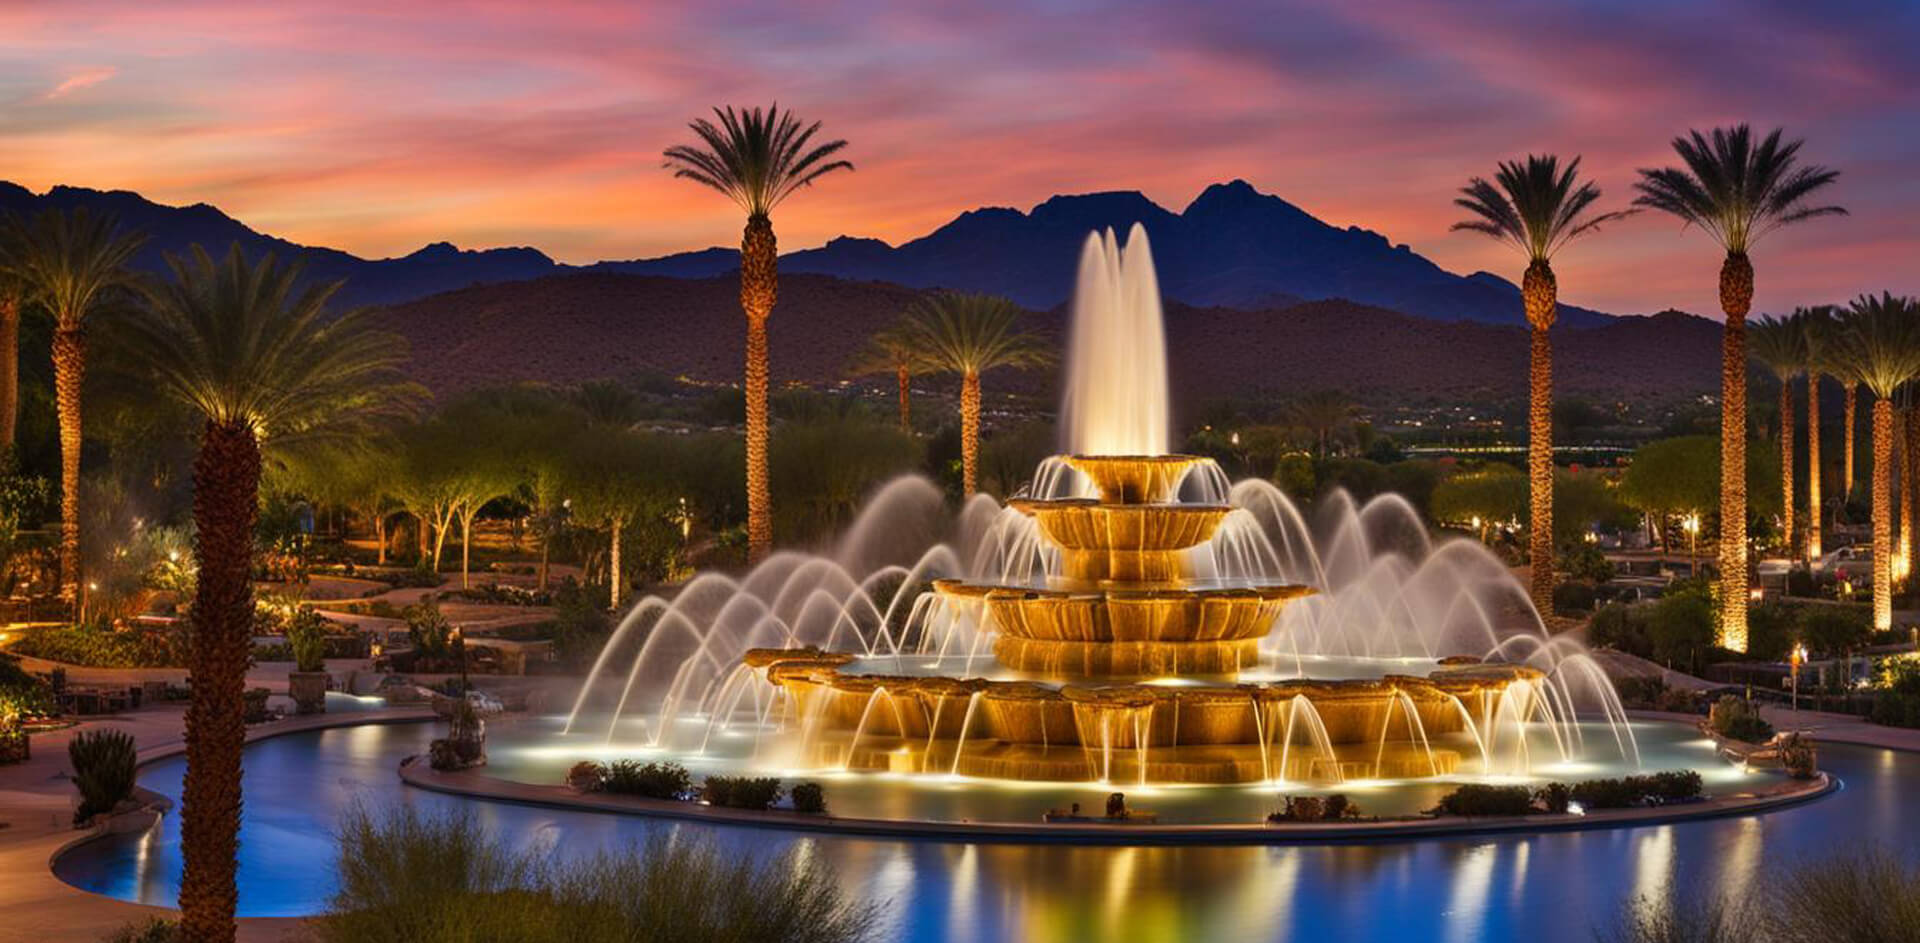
xmin=566 ymin=224 xmax=1635 ymax=790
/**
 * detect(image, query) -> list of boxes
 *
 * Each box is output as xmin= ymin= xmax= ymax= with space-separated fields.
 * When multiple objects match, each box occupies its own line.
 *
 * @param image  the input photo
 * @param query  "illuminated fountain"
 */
xmin=565 ymin=224 xmax=1636 ymax=789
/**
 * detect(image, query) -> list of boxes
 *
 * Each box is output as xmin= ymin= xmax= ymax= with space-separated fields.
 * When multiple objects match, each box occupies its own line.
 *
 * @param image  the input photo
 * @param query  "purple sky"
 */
xmin=2 ymin=0 xmax=1916 ymax=316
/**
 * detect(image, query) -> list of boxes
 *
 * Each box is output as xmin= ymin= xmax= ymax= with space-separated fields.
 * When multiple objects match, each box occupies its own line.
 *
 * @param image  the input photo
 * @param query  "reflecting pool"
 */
xmin=58 ymin=719 xmax=1897 ymax=942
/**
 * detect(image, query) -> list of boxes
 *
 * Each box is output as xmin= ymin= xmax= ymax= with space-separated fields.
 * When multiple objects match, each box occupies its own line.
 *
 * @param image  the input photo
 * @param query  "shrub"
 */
xmin=1426 ymin=784 xmax=1536 ymax=817
xmin=1535 ymin=781 xmax=1571 ymax=814
xmin=1588 ymin=603 xmax=1649 ymax=656
xmin=1561 ymin=544 xmax=1616 ymax=584
xmin=1571 ymin=771 xmax=1704 ymax=810
xmin=1800 ymin=606 xmax=1872 ymax=657
xmin=405 ymin=600 xmax=453 ymax=656
xmin=703 ymin=775 xmax=783 ymax=811
xmin=69 ymin=728 xmax=137 ymax=824
xmin=99 ymin=919 xmax=182 ymax=943
xmin=603 ymin=761 xmax=690 ymax=800
xmin=316 ymin=805 xmax=880 ymax=943
xmin=1778 ymin=731 xmax=1818 ymax=779
xmin=11 ymin=625 xmax=185 ymax=668
xmin=0 ymin=651 xmax=55 ymax=719
xmin=1708 ymin=695 xmax=1774 ymax=744
xmin=1646 ymin=592 xmax=1716 ymax=668
xmin=244 ymin=687 xmax=273 ymax=723
xmin=565 ymin=761 xmax=606 ymax=793
xmin=791 ymin=781 xmax=828 ymax=814
xmin=1553 ymin=580 xmax=1599 ymax=613
xmin=1601 ymin=849 xmax=1920 ymax=943
xmin=289 ymin=613 xmax=329 ymax=673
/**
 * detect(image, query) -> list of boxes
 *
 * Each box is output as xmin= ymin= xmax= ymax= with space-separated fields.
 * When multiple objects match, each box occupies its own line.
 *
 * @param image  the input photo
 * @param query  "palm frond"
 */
xmin=895 ymin=292 xmax=1055 ymax=377
xmin=1834 ymin=293 xmax=1920 ymax=397
xmin=663 ymin=104 xmax=854 ymax=217
xmin=2 ymin=207 xmax=145 ymax=328
xmin=1451 ymin=154 xmax=1632 ymax=262
xmin=1747 ymin=314 xmax=1808 ymax=379
xmin=1633 ymin=124 xmax=1845 ymax=252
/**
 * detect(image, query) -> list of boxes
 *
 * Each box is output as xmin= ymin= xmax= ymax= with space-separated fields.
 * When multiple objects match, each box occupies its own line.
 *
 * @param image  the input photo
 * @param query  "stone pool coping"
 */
xmin=399 ymin=754 xmax=1836 ymax=846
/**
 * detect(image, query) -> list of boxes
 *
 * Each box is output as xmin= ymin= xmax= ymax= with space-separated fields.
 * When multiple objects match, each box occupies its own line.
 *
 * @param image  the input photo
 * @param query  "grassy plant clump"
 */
xmin=703 ymin=775 xmax=784 ymax=810
xmin=1602 ymin=849 xmax=1920 ymax=943
xmin=790 ymin=781 xmax=827 ymax=814
xmin=98 ymin=919 xmax=181 ymax=943
xmin=317 ymin=805 xmax=881 ymax=943
xmin=602 ymin=760 xmax=690 ymax=800
xmin=1425 ymin=784 xmax=1537 ymax=817
xmin=1570 ymin=771 xmax=1704 ymax=810
xmin=1708 ymin=695 xmax=1774 ymax=744
xmin=69 ymin=727 xmax=137 ymax=823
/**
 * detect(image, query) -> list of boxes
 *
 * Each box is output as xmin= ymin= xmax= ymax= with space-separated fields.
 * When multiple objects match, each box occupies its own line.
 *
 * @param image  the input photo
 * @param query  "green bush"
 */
xmin=703 ymin=775 xmax=783 ymax=811
xmin=1570 ymin=771 xmax=1703 ymax=809
xmin=1800 ymin=606 xmax=1872 ymax=657
xmin=98 ymin=919 xmax=181 ymax=943
xmin=1552 ymin=580 xmax=1599 ymax=613
xmin=0 ymin=651 xmax=55 ymax=718
xmin=1708 ymin=695 xmax=1774 ymax=743
xmin=1560 ymin=544 xmax=1616 ymax=583
xmin=1589 ymin=603 xmax=1650 ymax=656
xmin=790 ymin=781 xmax=827 ymax=814
xmin=316 ymin=805 xmax=880 ymax=943
xmin=1646 ymin=592 xmax=1716 ymax=667
xmin=289 ymin=612 xmax=330 ymax=673
xmin=1535 ymin=782 xmax=1571 ymax=814
xmin=602 ymin=761 xmax=690 ymax=800
xmin=69 ymin=728 xmax=137 ymax=824
xmin=1426 ymin=784 xmax=1537 ymax=817
xmin=405 ymin=601 xmax=453 ymax=656
xmin=12 ymin=625 xmax=185 ymax=668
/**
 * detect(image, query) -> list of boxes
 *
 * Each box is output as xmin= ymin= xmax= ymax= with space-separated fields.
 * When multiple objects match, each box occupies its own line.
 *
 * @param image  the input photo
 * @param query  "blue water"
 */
xmin=54 ymin=719 xmax=1913 ymax=942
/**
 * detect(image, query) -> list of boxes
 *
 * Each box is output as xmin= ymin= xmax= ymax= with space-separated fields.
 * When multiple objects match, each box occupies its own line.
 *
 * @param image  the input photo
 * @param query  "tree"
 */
xmin=564 ymin=428 xmax=680 ymax=608
xmin=664 ymin=105 xmax=853 ymax=563
xmin=4 ymin=208 xmax=144 ymax=598
xmin=847 ymin=324 xmax=927 ymax=431
xmin=1748 ymin=314 xmax=1808 ymax=555
xmin=1800 ymin=307 xmax=1838 ymax=561
xmin=896 ymin=292 xmax=1053 ymax=495
xmin=1831 ymin=293 xmax=1920 ymax=632
xmin=0 ymin=215 xmax=28 ymax=448
xmin=123 ymin=244 xmax=420 ymax=942
xmin=1286 ymin=391 xmax=1358 ymax=459
xmin=1619 ymin=435 xmax=1780 ymax=551
xmin=1431 ymin=465 xmax=1527 ymax=540
xmin=1451 ymin=154 xmax=1632 ymax=613
xmin=1635 ymin=125 xmax=1846 ymax=652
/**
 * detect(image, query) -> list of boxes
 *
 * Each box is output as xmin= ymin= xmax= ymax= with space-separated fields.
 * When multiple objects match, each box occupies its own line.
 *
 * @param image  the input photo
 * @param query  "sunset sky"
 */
xmin=3 ymin=0 xmax=1916 ymax=317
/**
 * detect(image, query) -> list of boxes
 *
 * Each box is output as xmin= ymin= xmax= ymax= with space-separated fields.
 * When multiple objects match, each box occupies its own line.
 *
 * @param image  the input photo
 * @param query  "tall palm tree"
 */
xmin=1748 ymin=314 xmax=1808 ymax=556
xmin=1635 ymin=125 xmax=1845 ymax=652
xmin=1451 ymin=154 xmax=1632 ymax=613
xmin=0 ymin=214 xmax=29 ymax=449
xmin=848 ymin=324 xmax=926 ymax=431
xmin=1841 ymin=366 xmax=1860 ymax=505
xmin=1800 ymin=307 xmax=1837 ymax=561
xmin=663 ymin=105 xmax=853 ymax=563
xmin=6 ymin=208 xmax=144 ymax=597
xmin=124 ymin=245 xmax=421 ymax=942
xmin=1832 ymin=293 xmax=1920 ymax=633
xmin=897 ymin=292 xmax=1053 ymax=495
xmin=1287 ymin=391 xmax=1358 ymax=458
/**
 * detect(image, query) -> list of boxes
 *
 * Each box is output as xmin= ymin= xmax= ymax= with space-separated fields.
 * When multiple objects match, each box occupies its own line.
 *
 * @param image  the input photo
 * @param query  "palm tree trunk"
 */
xmin=1873 ymin=398 xmax=1894 ymax=631
xmin=539 ymin=536 xmax=551 ymax=591
xmin=608 ymin=516 xmax=623 ymax=610
xmin=1844 ymin=383 xmax=1858 ymax=503
xmin=179 ymin=419 xmax=262 ymax=943
xmin=1906 ymin=406 xmax=1920 ymax=589
xmin=1523 ymin=261 xmax=1556 ymax=615
xmin=961 ymin=370 xmax=981 ymax=495
xmin=373 ymin=511 xmax=387 ymax=566
xmin=896 ymin=364 xmax=911 ymax=431
xmin=1807 ymin=369 xmax=1823 ymax=562
xmin=1780 ymin=375 xmax=1795 ymax=557
xmin=741 ymin=214 xmax=776 ymax=563
xmin=1717 ymin=252 xmax=1751 ymax=652
xmin=53 ymin=327 xmax=83 ymax=599
xmin=1901 ymin=409 xmax=1912 ymax=590
xmin=0 ymin=294 xmax=18 ymax=449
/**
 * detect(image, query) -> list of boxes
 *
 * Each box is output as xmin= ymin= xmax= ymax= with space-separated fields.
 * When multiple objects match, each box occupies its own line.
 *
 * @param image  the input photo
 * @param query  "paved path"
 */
xmin=0 ymin=701 xmax=433 ymax=943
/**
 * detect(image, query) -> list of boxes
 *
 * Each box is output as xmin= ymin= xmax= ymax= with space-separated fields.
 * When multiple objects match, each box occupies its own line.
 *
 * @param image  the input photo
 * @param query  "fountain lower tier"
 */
xmin=749 ymin=650 xmax=1544 ymax=784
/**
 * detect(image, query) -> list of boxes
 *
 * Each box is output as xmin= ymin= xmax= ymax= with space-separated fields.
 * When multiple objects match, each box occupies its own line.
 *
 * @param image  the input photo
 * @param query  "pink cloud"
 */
xmin=42 ymin=66 xmax=117 ymax=100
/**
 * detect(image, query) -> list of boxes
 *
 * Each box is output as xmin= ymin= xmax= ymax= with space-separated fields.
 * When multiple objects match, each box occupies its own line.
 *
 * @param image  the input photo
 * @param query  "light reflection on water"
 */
xmin=51 ymin=721 xmax=1917 ymax=942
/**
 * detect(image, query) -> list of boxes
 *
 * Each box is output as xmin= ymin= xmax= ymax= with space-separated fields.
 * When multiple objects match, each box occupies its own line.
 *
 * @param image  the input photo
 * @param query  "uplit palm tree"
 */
xmin=1748 ymin=314 xmax=1807 ymax=556
xmin=5 ymin=208 xmax=144 ymax=597
xmin=1452 ymin=154 xmax=1632 ymax=612
xmin=1635 ymin=125 xmax=1846 ymax=652
xmin=1287 ymin=391 xmax=1358 ymax=459
xmin=1798 ymin=306 xmax=1838 ymax=561
xmin=897 ymin=292 xmax=1053 ymax=495
xmin=124 ymin=245 xmax=421 ymax=942
xmin=848 ymin=324 xmax=929 ymax=432
xmin=663 ymin=105 xmax=853 ymax=563
xmin=0 ymin=215 xmax=29 ymax=449
xmin=1831 ymin=293 xmax=1920 ymax=633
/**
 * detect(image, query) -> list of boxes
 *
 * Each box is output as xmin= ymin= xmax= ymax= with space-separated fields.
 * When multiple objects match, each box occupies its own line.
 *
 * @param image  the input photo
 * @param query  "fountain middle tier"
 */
xmin=752 ymin=649 xmax=1548 ymax=784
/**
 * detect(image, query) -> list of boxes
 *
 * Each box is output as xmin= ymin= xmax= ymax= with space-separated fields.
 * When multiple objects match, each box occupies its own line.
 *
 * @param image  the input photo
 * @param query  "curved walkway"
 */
xmin=401 ymin=755 xmax=1833 ymax=846
xmin=0 ymin=705 xmax=432 ymax=943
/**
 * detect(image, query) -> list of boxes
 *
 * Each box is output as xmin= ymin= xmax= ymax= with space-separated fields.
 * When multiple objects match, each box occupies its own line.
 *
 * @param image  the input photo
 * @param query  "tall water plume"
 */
xmin=1059 ymin=223 xmax=1169 ymax=457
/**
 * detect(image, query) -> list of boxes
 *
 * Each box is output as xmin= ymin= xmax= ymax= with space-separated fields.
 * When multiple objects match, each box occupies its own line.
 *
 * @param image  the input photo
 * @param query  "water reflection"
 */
xmin=53 ymin=724 xmax=1919 ymax=943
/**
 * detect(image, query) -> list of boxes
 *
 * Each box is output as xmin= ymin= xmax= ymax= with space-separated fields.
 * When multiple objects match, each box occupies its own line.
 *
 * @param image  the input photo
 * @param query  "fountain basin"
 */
xmin=1065 ymin=454 xmax=1206 ymax=504
xmin=1007 ymin=499 xmax=1233 ymax=581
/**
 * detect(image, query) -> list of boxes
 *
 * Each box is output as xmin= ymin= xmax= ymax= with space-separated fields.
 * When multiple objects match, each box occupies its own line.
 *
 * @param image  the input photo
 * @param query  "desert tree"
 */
xmin=896 ymin=292 xmax=1053 ymax=496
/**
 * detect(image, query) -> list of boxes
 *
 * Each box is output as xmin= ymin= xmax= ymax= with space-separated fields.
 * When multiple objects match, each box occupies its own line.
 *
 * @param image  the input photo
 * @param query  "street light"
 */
xmin=451 ymin=626 xmax=468 ymax=694
xmin=1682 ymin=513 xmax=1701 ymax=574
xmin=1790 ymin=642 xmax=1808 ymax=721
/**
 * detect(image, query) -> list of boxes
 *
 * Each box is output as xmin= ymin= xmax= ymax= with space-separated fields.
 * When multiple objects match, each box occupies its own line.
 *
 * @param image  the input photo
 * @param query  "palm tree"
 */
xmin=896 ymin=292 xmax=1053 ymax=495
xmin=1287 ymin=391 xmax=1358 ymax=458
xmin=1800 ymin=307 xmax=1837 ymax=561
xmin=124 ymin=245 xmax=421 ymax=942
xmin=1451 ymin=154 xmax=1632 ymax=613
xmin=0 ymin=215 xmax=29 ymax=449
xmin=1841 ymin=365 xmax=1860 ymax=505
xmin=1635 ymin=125 xmax=1846 ymax=652
xmin=848 ymin=324 xmax=926 ymax=431
xmin=1748 ymin=314 xmax=1808 ymax=556
xmin=663 ymin=105 xmax=853 ymax=563
xmin=6 ymin=208 xmax=145 ymax=597
xmin=1831 ymin=293 xmax=1920 ymax=633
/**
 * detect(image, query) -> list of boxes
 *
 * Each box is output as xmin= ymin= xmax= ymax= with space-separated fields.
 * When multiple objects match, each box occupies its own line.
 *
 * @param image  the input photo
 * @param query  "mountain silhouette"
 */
xmin=0 ymin=179 xmax=1608 ymax=326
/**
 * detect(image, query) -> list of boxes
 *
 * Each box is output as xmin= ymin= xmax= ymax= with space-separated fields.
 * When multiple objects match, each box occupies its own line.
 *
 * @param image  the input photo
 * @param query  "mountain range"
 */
xmin=0 ymin=179 xmax=1609 ymax=326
